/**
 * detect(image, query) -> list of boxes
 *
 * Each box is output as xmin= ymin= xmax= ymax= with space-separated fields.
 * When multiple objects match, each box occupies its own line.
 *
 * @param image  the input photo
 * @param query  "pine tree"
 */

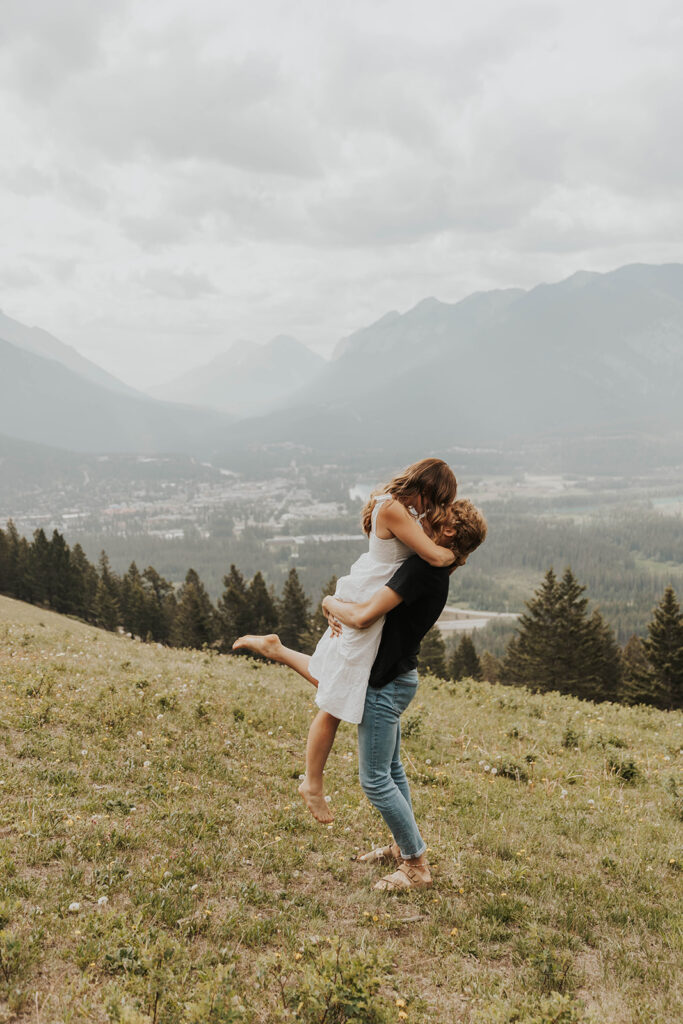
xmin=119 ymin=562 xmax=147 ymax=637
xmin=620 ymin=634 xmax=654 ymax=705
xmin=502 ymin=567 xmax=622 ymax=700
xmin=418 ymin=626 xmax=448 ymax=678
xmin=643 ymin=587 xmax=683 ymax=710
xmin=26 ymin=528 xmax=51 ymax=605
xmin=142 ymin=566 xmax=176 ymax=642
xmin=450 ymin=634 xmax=482 ymax=681
xmin=583 ymin=609 xmax=622 ymax=703
xmin=3 ymin=521 xmax=31 ymax=601
xmin=278 ymin=568 xmax=312 ymax=652
xmin=70 ymin=543 xmax=99 ymax=621
xmin=217 ymin=564 xmax=254 ymax=651
xmin=480 ymin=651 xmax=502 ymax=683
xmin=0 ymin=526 xmax=9 ymax=593
xmin=95 ymin=551 xmax=121 ymax=631
xmin=172 ymin=569 xmax=218 ymax=648
xmin=248 ymin=571 xmax=278 ymax=634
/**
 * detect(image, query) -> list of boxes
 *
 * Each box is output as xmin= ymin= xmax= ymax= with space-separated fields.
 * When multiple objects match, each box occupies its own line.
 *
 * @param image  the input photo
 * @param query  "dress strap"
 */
xmin=370 ymin=493 xmax=392 ymax=531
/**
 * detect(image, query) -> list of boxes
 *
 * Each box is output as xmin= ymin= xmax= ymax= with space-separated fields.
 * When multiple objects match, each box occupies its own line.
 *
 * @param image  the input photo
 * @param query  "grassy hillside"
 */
xmin=0 ymin=596 xmax=681 ymax=1024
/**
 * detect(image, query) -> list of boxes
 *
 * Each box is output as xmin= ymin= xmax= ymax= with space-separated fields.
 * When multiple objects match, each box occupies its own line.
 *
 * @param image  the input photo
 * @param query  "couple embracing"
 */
xmin=234 ymin=458 xmax=487 ymax=891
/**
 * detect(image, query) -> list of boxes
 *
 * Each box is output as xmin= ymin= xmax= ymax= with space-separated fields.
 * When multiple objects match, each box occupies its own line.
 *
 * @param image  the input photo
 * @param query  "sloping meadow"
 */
xmin=0 ymin=595 xmax=681 ymax=1024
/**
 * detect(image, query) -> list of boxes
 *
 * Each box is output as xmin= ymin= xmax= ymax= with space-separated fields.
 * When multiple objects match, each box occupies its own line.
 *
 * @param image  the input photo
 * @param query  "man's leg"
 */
xmin=389 ymin=718 xmax=413 ymax=811
xmin=357 ymin=678 xmax=426 ymax=861
xmin=233 ymin=634 xmax=319 ymax=687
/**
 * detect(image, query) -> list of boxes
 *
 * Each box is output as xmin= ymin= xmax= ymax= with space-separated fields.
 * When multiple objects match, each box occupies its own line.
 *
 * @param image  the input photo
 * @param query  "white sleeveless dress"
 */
xmin=308 ymin=495 xmax=418 ymax=724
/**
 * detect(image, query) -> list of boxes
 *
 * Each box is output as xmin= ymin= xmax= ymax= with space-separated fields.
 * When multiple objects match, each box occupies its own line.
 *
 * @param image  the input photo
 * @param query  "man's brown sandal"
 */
xmin=373 ymin=861 xmax=432 ymax=891
xmin=358 ymin=844 xmax=400 ymax=865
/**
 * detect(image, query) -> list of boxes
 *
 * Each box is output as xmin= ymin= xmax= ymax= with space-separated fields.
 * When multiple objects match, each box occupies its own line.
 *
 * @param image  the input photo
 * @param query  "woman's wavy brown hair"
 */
xmin=445 ymin=499 xmax=488 ymax=558
xmin=361 ymin=458 xmax=458 ymax=536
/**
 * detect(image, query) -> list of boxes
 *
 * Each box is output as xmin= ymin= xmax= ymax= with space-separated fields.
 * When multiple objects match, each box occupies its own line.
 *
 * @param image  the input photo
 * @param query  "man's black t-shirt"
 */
xmin=368 ymin=554 xmax=450 ymax=689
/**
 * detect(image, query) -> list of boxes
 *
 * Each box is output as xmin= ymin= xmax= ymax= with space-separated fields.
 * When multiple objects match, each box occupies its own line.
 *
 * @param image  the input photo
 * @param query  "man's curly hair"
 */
xmin=445 ymin=499 xmax=487 ymax=558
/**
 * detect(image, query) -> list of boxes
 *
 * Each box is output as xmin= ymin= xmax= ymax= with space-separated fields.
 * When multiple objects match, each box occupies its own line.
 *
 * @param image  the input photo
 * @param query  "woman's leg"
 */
xmin=357 ymin=675 xmax=426 ymax=860
xmin=232 ymin=634 xmax=319 ymax=687
xmin=299 ymin=710 xmax=340 ymax=823
xmin=233 ymin=633 xmax=342 ymax=823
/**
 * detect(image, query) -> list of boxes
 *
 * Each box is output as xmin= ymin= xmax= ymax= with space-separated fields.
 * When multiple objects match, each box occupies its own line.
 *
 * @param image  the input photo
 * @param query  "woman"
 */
xmin=235 ymin=499 xmax=488 ymax=890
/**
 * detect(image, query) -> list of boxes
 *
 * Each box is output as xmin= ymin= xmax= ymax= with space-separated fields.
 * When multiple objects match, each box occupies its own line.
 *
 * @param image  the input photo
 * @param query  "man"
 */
xmin=234 ymin=499 xmax=487 ymax=891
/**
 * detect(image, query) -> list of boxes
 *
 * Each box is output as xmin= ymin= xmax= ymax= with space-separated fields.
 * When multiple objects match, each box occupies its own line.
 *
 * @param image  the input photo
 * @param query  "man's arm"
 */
xmin=322 ymin=586 xmax=403 ymax=630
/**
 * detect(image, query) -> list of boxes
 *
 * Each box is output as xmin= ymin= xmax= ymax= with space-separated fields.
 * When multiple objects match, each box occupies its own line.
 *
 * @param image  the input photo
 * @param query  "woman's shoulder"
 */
xmin=376 ymin=496 xmax=414 ymax=521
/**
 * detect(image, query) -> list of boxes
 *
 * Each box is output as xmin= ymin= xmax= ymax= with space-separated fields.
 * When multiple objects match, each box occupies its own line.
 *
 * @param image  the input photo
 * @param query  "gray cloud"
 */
xmin=136 ymin=268 xmax=218 ymax=299
xmin=0 ymin=0 xmax=681 ymax=386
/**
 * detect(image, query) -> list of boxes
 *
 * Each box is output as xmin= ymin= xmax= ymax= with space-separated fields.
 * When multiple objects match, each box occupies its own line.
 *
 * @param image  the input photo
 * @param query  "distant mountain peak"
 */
xmin=149 ymin=334 xmax=325 ymax=417
xmin=0 ymin=309 xmax=139 ymax=397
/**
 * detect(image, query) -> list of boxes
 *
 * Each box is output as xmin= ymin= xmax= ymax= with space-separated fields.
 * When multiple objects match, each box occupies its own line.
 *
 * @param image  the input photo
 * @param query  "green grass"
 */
xmin=0 ymin=595 xmax=682 ymax=1024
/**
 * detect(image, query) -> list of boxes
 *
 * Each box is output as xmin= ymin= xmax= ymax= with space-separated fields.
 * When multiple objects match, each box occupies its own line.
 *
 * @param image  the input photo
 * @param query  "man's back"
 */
xmin=368 ymin=554 xmax=450 ymax=689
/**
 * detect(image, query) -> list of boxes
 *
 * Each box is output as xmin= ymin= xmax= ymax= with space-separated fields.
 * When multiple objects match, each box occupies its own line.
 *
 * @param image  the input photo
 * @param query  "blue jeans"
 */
xmin=357 ymin=670 xmax=425 ymax=859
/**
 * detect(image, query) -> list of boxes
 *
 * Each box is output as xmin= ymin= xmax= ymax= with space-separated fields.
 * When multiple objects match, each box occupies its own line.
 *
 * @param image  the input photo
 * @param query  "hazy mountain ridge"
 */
xmin=0 ymin=309 xmax=139 ymax=397
xmin=0 ymin=337 xmax=232 ymax=455
xmin=3 ymin=262 xmax=683 ymax=463
xmin=149 ymin=334 xmax=326 ymax=416
xmin=218 ymin=262 xmax=683 ymax=458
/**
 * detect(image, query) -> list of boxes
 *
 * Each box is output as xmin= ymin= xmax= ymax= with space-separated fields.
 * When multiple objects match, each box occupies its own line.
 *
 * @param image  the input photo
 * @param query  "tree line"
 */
xmin=419 ymin=568 xmax=683 ymax=711
xmin=1 ymin=521 xmax=681 ymax=710
xmin=0 ymin=521 xmax=327 ymax=655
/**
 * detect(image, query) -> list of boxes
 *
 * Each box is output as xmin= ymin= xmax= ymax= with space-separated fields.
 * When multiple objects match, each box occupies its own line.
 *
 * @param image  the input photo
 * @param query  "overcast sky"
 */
xmin=1 ymin=0 xmax=681 ymax=388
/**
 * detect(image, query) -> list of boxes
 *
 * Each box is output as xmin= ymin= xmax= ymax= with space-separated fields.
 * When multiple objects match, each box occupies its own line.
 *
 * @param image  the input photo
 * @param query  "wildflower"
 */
xmin=190 ymin=884 xmax=199 ymax=892
xmin=294 ymin=952 xmax=303 ymax=960
xmin=425 ymin=759 xmax=432 ymax=765
xmin=97 ymin=895 xmax=108 ymax=906
xmin=68 ymin=902 xmax=80 ymax=912
xmin=491 ymin=767 xmax=498 ymax=776
xmin=398 ymin=1013 xmax=408 ymax=1020
xmin=560 ymin=788 xmax=568 ymax=799
xmin=80 ymin=749 xmax=88 ymax=756
xmin=587 ymin=799 xmax=595 ymax=805
xmin=450 ymin=927 xmax=458 ymax=936
xmin=136 ymin=730 xmax=143 ymax=738
xmin=396 ymin=998 xmax=406 ymax=1007
xmin=143 ymin=760 xmax=151 ymax=768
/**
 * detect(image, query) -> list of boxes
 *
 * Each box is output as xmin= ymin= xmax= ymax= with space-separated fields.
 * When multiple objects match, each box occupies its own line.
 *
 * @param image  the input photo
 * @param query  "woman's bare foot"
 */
xmin=298 ymin=780 xmax=334 ymax=823
xmin=232 ymin=633 xmax=283 ymax=661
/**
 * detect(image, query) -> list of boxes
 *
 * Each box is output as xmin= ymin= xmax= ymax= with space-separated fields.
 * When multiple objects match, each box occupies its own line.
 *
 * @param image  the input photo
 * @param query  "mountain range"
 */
xmin=214 ymin=262 xmax=683 ymax=462
xmin=2 ymin=262 xmax=683 ymax=465
xmin=0 ymin=334 xmax=232 ymax=455
xmin=149 ymin=334 xmax=325 ymax=416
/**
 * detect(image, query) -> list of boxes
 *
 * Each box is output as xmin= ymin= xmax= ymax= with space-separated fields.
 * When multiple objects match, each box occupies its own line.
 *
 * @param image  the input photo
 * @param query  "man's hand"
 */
xmin=322 ymin=595 xmax=342 ymax=637
xmin=323 ymin=587 xmax=403 ymax=630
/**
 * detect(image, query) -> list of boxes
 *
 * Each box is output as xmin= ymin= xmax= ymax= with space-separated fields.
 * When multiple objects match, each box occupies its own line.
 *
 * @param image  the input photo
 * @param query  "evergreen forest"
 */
xmin=1 ymin=520 xmax=681 ymax=711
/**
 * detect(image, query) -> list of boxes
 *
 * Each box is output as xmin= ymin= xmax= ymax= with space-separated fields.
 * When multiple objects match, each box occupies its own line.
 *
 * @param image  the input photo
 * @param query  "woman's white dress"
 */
xmin=308 ymin=495 xmax=417 ymax=724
